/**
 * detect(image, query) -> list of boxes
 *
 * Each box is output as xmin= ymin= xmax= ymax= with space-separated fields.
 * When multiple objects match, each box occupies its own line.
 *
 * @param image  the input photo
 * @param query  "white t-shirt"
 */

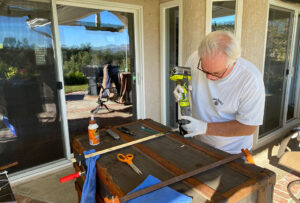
xmin=185 ymin=51 xmax=265 ymax=154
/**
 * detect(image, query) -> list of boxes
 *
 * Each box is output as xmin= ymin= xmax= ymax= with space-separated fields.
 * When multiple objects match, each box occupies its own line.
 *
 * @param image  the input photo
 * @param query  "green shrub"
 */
xmin=64 ymin=71 xmax=87 ymax=85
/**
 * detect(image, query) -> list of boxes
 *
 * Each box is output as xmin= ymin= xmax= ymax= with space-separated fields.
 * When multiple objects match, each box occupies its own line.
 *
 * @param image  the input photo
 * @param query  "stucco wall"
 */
xmin=161 ymin=0 xmax=269 ymax=68
xmin=181 ymin=0 xmax=206 ymax=64
xmin=103 ymin=0 xmax=161 ymax=122
xmin=102 ymin=0 xmax=269 ymax=123
xmin=241 ymin=0 xmax=269 ymax=73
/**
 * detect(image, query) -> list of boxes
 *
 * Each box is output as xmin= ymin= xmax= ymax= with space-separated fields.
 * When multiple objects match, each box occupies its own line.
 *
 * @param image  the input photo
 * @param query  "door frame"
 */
xmin=10 ymin=0 xmax=145 ymax=182
xmin=254 ymin=0 xmax=300 ymax=150
xmin=205 ymin=0 xmax=243 ymax=42
xmin=160 ymin=0 xmax=183 ymax=125
xmin=55 ymin=0 xmax=145 ymax=120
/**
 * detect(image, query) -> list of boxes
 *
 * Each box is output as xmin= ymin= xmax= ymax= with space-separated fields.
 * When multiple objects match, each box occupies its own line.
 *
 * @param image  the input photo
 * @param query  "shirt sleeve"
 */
xmin=236 ymin=78 xmax=265 ymax=126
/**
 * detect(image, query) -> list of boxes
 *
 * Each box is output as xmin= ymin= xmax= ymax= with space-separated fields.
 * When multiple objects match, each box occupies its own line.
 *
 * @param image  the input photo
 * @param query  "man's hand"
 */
xmin=173 ymin=85 xmax=184 ymax=101
xmin=181 ymin=116 xmax=207 ymax=138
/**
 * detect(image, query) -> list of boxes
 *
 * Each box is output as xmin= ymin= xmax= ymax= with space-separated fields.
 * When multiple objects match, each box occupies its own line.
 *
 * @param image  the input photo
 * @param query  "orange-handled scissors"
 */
xmin=117 ymin=153 xmax=143 ymax=175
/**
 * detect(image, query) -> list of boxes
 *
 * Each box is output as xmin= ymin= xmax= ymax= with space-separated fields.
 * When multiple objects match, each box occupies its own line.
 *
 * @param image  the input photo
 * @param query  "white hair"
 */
xmin=198 ymin=30 xmax=241 ymax=67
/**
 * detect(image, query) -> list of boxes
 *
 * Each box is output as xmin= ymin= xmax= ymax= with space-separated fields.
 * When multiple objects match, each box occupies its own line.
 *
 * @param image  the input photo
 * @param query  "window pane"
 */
xmin=212 ymin=1 xmax=236 ymax=33
xmin=259 ymin=8 xmax=292 ymax=136
xmin=165 ymin=7 xmax=179 ymax=128
xmin=57 ymin=5 xmax=136 ymax=132
xmin=287 ymin=14 xmax=300 ymax=121
xmin=0 ymin=0 xmax=65 ymax=173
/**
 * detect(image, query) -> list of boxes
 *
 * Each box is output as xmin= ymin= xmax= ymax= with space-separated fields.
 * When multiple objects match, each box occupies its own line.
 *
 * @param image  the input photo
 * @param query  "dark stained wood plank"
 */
xmin=119 ymin=152 xmax=245 ymax=202
xmin=141 ymin=120 xmax=259 ymax=179
xmin=72 ymin=128 xmax=205 ymax=202
xmin=112 ymin=125 xmax=223 ymax=201
xmin=72 ymin=119 xmax=275 ymax=203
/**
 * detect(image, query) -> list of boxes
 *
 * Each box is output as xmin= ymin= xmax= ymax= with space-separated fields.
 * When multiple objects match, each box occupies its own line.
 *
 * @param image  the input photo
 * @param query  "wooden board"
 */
xmin=72 ymin=119 xmax=276 ymax=203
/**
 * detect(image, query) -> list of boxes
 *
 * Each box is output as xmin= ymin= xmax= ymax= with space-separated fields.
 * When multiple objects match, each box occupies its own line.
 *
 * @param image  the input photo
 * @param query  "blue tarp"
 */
xmin=126 ymin=175 xmax=192 ymax=203
xmin=81 ymin=149 xmax=100 ymax=203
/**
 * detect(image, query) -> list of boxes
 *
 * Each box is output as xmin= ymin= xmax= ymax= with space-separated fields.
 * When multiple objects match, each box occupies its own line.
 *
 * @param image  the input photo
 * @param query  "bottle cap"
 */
xmin=89 ymin=115 xmax=96 ymax=124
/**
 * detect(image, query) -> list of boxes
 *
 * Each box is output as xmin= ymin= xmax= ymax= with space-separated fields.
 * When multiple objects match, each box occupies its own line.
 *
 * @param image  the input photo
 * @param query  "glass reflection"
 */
xmin=212 ymin=1 xmax=236 ymax=33
xmin=260 ymin=8 xmax=292 ymax=136
xmin=0 ymin=0 xmax=64 ymax=173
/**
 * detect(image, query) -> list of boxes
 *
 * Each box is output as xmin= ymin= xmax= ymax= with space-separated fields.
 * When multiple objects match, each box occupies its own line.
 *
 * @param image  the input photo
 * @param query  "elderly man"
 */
xmin=174 ymin=31 xmax=265 ymax=154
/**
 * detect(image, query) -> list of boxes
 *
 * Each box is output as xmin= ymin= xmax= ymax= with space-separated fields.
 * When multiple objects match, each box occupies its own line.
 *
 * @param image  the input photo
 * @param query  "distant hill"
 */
xmin=93 ymin=44 xmax=129 ymax=52
xmin=61 ymin=44 xmax=129 ymax=52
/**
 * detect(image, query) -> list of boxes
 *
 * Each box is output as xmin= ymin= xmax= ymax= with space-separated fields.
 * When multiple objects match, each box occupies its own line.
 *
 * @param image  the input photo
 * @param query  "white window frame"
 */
xmin=55 ymin=0 xmax=145 ymax=120
xmin=10 ymin=0 xmax=145 ymax=182
xmin=160 ymin=0 xmax=183 ymax=125
xmin=206 ymin=0 xmax=243 ymax=42
xmin=253 ymin=0 xmax=300 ymax=150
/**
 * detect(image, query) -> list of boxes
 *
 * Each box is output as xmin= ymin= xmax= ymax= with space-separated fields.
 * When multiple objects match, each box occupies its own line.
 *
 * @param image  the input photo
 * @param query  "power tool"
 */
xmin=170 ymin=66 xmax=191 ymax=135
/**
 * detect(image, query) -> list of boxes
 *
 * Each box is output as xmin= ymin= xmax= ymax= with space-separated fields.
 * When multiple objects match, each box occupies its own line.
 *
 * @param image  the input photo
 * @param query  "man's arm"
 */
xmin=206 ymin=120 xmax=257 ymax=137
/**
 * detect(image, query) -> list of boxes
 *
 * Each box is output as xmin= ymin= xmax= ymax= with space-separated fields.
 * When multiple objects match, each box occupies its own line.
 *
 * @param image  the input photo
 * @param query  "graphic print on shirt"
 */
xmin=212 ymin=98 xmax=223 ymax=106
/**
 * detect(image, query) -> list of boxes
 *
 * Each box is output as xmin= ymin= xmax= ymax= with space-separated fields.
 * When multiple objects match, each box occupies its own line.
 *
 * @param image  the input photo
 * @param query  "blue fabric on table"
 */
xmin=81 ymin=149 xmax=100 ymax=203
xmin=126 ymin=175 xmax=192 ymax=203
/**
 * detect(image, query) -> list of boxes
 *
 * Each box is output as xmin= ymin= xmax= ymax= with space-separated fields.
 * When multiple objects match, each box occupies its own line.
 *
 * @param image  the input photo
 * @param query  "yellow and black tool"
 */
xmin=170 ymin=66 xmax=192 ymax=135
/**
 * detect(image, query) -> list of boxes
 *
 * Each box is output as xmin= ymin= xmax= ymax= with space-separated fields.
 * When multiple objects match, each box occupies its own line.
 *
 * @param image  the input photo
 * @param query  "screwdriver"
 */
xmin=117 ymin=127 xmax=135 ymax=136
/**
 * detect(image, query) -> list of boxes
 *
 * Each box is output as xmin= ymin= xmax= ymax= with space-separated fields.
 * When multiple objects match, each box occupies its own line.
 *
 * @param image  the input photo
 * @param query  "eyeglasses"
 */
xmin=196 ymin=58 xmax=228 ymax=79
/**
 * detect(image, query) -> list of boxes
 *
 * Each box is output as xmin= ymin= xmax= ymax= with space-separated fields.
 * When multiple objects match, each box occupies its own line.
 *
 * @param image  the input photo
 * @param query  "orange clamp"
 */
xmin=241 ymin=148 xmax=255 ymax=164
xmin=104 ymin=196 xmax=120 ymax=203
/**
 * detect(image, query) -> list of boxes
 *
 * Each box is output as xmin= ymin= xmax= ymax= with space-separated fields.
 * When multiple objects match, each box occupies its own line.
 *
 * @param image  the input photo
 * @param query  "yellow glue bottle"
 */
xmin=88 ymin=115 xmax=100 ymax=145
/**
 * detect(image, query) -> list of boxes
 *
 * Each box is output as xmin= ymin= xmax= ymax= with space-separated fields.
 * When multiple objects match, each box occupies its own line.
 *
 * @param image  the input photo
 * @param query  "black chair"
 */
xmin=90 ymin=64 xmax=120 ymax=114
xmin=90 ymin=83 xmax=113 ymax=114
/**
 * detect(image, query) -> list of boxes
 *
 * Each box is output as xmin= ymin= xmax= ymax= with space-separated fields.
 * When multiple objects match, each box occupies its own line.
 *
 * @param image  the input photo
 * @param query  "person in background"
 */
xmin=174 ymin=30 xmax=265 ymax=154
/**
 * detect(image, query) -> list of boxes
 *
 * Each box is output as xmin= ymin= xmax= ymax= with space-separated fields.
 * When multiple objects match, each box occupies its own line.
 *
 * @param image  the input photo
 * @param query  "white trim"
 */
xmin=179 ymin=0 xmax=183 ymax=66
xmin=56 ymin=0 xmax=143 ymax=12
xmin=160 ymin=3 xmax=166 ymax=124
xmin=270 ymin=0 xmax=300 ymax=12
xmin=51 ymin=0 xmax=71 ymax=160
xmin=260 ymin=3 xmax=271 ymax=79
xmin=55 ymin=0 xmax=145 ymax=119
xmin=205 ymin=0 xmax=243 ymax=42
xmin=206 ymin=0 xmax=213 ymax=35
xmin=133 ymin=7 xmax=146 ymax=119
xmin=160 ymin=0 xmax=182 ymax=125
xmin=234 ymin=0 xmax=243 ymax=43
xmin=9 ymin=159 xmax=72 ymax=185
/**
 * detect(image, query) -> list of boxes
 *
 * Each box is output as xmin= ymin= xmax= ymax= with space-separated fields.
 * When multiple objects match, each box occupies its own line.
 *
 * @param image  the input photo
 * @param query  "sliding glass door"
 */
xmin=0 ymin=0 xmax=65 ymax=173
xmin=164 ymin=6 xmax=179 ymax=128
xmin=57 ymin=4 xmax=137 ymax=135
xmin=260 ymin=6 xmax=300 ymax=137
xmin=286 ymin=14 xmax=300 ymax=121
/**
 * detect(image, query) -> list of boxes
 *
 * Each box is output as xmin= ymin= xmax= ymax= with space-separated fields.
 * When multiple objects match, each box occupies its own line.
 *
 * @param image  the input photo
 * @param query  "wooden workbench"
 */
xmin=72 ymin=119 xmax=275 ymax=202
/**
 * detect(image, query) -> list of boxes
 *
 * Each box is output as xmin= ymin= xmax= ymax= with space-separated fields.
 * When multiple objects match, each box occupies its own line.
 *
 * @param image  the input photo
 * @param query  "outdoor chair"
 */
xmin=277 ymin=126 xmax=300 ymax=202
xmin=90 ymin=64 xmax=120 ymax=114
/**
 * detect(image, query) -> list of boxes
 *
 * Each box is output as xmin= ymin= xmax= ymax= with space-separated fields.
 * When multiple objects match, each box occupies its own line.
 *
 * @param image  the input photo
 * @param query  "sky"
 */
xmin=0 ymin=8 xmax=234 ymax=49
xmin=212 ymin=15 xmax=235 ymax=25
xmin=59 ymin=11 xmax=130 ymax=48
xmin=0 ymin=10 xmax=130 ymax=48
